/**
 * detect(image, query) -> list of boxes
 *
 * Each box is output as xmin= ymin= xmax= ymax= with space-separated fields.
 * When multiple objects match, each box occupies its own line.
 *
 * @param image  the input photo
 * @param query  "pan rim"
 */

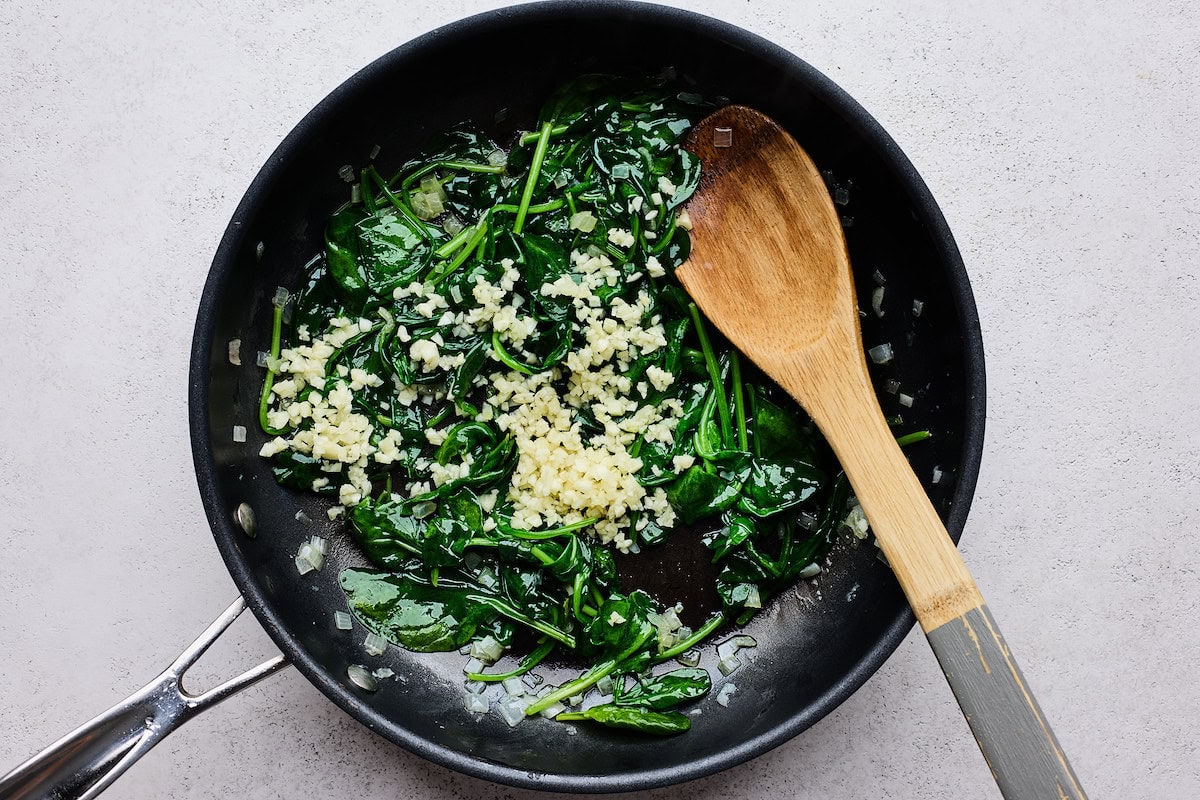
xmin=189 ymin=0 xmax=986 ymax=792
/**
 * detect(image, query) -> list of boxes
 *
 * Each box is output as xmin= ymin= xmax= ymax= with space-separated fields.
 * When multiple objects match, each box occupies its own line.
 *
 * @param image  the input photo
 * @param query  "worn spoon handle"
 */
xmin=796 ymin=358 xmax=1086 ymax=800
xmin=927 ymin=604 xmax=1086 ymax=799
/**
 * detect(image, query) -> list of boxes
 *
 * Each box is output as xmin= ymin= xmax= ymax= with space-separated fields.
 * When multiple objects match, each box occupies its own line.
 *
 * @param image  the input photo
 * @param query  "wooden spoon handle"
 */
xmin=782 ymin=352 xmax=1086 ymax=799
xmin=928 ymin=604 xmax=1087 ymax=799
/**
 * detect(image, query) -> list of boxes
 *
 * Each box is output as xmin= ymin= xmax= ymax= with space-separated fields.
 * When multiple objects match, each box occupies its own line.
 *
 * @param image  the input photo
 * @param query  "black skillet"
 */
xmin=0 ymin=2 xmax=985 ymax=796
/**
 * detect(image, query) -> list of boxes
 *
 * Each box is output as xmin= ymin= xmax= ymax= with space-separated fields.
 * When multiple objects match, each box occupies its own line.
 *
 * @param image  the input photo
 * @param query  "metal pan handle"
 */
xmin=0 ymin=598 xmax=289 ymax=800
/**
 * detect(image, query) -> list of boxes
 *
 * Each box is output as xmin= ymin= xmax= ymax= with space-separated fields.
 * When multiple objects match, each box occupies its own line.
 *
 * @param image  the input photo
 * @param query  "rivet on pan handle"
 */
xmin=0 ymin=598 xmax=289 ymax=800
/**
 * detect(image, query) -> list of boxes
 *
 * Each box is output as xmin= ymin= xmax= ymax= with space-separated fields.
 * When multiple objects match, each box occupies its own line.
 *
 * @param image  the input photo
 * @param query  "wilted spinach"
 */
xmin=257 ymin=74 xmax=932 ymax=738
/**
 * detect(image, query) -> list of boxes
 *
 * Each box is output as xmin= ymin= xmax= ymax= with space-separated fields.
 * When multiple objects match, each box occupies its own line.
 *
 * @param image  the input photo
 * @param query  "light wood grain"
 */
xmin=677 ymin=105 xmax=1087 ymax=800
xmin=678 ymin=105 xmax=981 ymax=631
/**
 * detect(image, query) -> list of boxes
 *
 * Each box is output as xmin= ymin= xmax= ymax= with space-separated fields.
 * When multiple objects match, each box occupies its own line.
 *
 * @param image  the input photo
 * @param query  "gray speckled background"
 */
xmin=1 ymin=1 xmax=1197 ymax=798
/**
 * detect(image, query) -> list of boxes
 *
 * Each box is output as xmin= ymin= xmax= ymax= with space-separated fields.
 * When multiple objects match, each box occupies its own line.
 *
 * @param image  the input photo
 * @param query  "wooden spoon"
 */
xmin=678 ymin=106 xmax=1086 ymax=800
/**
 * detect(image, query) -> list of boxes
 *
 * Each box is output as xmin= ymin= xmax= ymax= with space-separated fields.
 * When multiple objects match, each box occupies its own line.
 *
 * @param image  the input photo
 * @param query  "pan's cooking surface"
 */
xmin=191 ymin=2 xmax=984 ymax=791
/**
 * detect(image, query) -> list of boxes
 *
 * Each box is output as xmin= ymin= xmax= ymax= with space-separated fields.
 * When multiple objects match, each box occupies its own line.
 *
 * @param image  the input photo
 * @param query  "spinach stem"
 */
xmin=399 ymin=159 xmax=505 ymax=203
xmin=359 ymin=168 xmax=377 ymax=213
xmin=895 ymin=430 xmax=932 ymax=447
xmin=731 ymin=350 xmax=748 ymax=451
xmin=492 ymin=199 xmax=566 ymax=215
xmin=365 ymin=166 xmax=431 ymax=238
xmin=431 ymin=217 xmax=489 ymax=285
xmin=504 ymin=516 xmax=601 ymax=540
xmin=467 ymin=639 xmax=555 ymax=682
xmin=481 ymin=598 xmax=575 ymax=648
xmin=258 ymin=302 xmax=287 ymax=435
xmin=688 ymin=303 xmax=732 ymax=445
xmin=434 ymin=224 xmax=474 ymax=259
xmin=653 ymin=613 xmax=725 ymax=663
xmin=525 ymin=658 xmax=617 ymax=715
xmin=519 ymin=123 xmax=568 ymax=145
xmin=513 ymin=121 xmax=554 ymax=235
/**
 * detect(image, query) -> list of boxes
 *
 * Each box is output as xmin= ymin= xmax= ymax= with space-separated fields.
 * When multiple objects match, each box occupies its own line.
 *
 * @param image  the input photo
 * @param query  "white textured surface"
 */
xmin=1 ymin=1 xmax=1197 ymax=798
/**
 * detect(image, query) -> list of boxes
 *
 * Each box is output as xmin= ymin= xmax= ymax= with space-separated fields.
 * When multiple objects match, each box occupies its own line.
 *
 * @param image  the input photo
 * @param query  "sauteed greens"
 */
xmin=256 ymin=76 xmax=889 ymax=735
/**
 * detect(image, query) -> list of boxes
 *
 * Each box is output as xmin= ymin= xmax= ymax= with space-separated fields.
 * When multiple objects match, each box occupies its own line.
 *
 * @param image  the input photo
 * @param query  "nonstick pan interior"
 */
xmin=190 ymin=2 xmax=985 ymax=792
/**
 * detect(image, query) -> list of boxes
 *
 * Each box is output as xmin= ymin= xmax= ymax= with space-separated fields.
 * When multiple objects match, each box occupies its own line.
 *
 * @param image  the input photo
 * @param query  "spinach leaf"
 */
xmin=738 ymin=457 xmax=825 ymax=518
xmin=614 ymin=667 xmax=711 ymax=710
xmin=557 ymin=704 xmax=690 ymax=735
xmin=339 ymin=568 xmax=496 ymax=652
xmin=349 ymin=497 xmax=423 ymax=568
xmin=271 ymin=451 xmax=338 ymax=497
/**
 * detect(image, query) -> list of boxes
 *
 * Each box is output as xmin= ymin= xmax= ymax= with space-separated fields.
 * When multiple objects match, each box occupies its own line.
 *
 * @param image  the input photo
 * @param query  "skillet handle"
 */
xmin=0 ymin=598 xmax=289 ymax=800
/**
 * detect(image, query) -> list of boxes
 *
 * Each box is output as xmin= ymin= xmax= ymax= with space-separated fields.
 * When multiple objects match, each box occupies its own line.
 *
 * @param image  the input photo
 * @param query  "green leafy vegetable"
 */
xmin=255 ymin=74 xmax=934 ymax=739
xmin=556 ymin=704 xmax=691 ymax=735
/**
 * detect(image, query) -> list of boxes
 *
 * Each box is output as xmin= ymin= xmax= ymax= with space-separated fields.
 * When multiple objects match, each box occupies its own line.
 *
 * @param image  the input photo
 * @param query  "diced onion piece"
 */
xmin=569 ymin=210 xmax=597 ymax=232
xmin=717 ymin=655 xmax=741 ymax=676
xmin=255 ymin=241 xmax=266 ymax=261
xmin=294 ymin=552 xmax=316 ymax=576
xmin=464 ymin=692 xmax=489 ymax=714
xmin=347 ymin=664 xmax=378 ymax=692
xmin=476 ymin=566 xmax=499 ymax=590
xmin=364 ymin=632 xmax=388 ymax=656
xmin=463 ymin=657 xmax=484 ymax=675
xmin=272 ymin=286 xmax=290 ymax=308
xmin=228 ymin=339 xmax=242 ymax=365
xmin=596 ymin=675 xmax=614 ymax=696
xmin=834 ymin=187 xmax=850 ymax=206
xmin=898 ymin=393 xmax=914 ymax=408
xmin=295 ymin=510 xmax=311 ymax=524
xmin=872 ymin=286 xmax=885 ymax=318
xmin=369 ymin=143 xmax=381 ymax=160
xmin=844 ymin=505 xmax=869 ymax=539
xmin=373 ymin=667 xmax=395 ymax=679
xmin=873 ymin=269 xmax=886 ymax=285
xmin=799 ymin=562 xmax=822 ymax=579
xmin=419 ymin=174 xmax=447 ymax=202
xmin=884 ymin=379 xmax=901 ymax=395
xmin=256 ymin=350 xmax=269 ymax=368
xmin=539 ymin=701 xmax=566 ymax=719
xmin=553 ymin=172 xmax=568 ymax=189
xmin=487 ymin=148 xmax=507 ymax=167
xmin=350 ymin=183 xmax=361 ymax=204
xmin=798 ymin=511 xmax=818 ymax=530
xmin=232 ymin=425 xmax=247 ymax=443
xmin=744 ymin=585 xmax=762 ymax=609
xmin=337 ymin=164 xmax=355 ymax=182
xmin=661 ymin=607 xmax=682 ymax=632
xmin=716 ymin=683 xmax=737 ymax=707
xmin=295 ymin=542 xmax=324 ymax=572
xmin=334 ymin=611 xmax=353 ymax=630
xmin=497 ymin=696 xmax=528 ymax=727
xmin=675 ymin=649 xmax=701 ymax=667
xmin=470 ymin=635 xmax=504 ymax=664
xmin=522 ymin=672 xmax=543 ymax=689
xmin=411 ymin=501 xmax=437 ymax=519
xmin=465 ymin=680 xmax=486 ymax=694
xmin=912 ymin=298 xmax=925 ymax=317
xmin=932 ymin=465 xmax=943 ymax=484
xmin=501 ymin=677 xmax=526 ymax=696
xmin=308 ymin=535 xmax=327 ymax=555
xmin=868 ymin=343 xmax=894 ymax=365
xmin=568 ymin=693 xmax=584 ymax=707
xmin=716 ymin=635 xmax=757 ymax=661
